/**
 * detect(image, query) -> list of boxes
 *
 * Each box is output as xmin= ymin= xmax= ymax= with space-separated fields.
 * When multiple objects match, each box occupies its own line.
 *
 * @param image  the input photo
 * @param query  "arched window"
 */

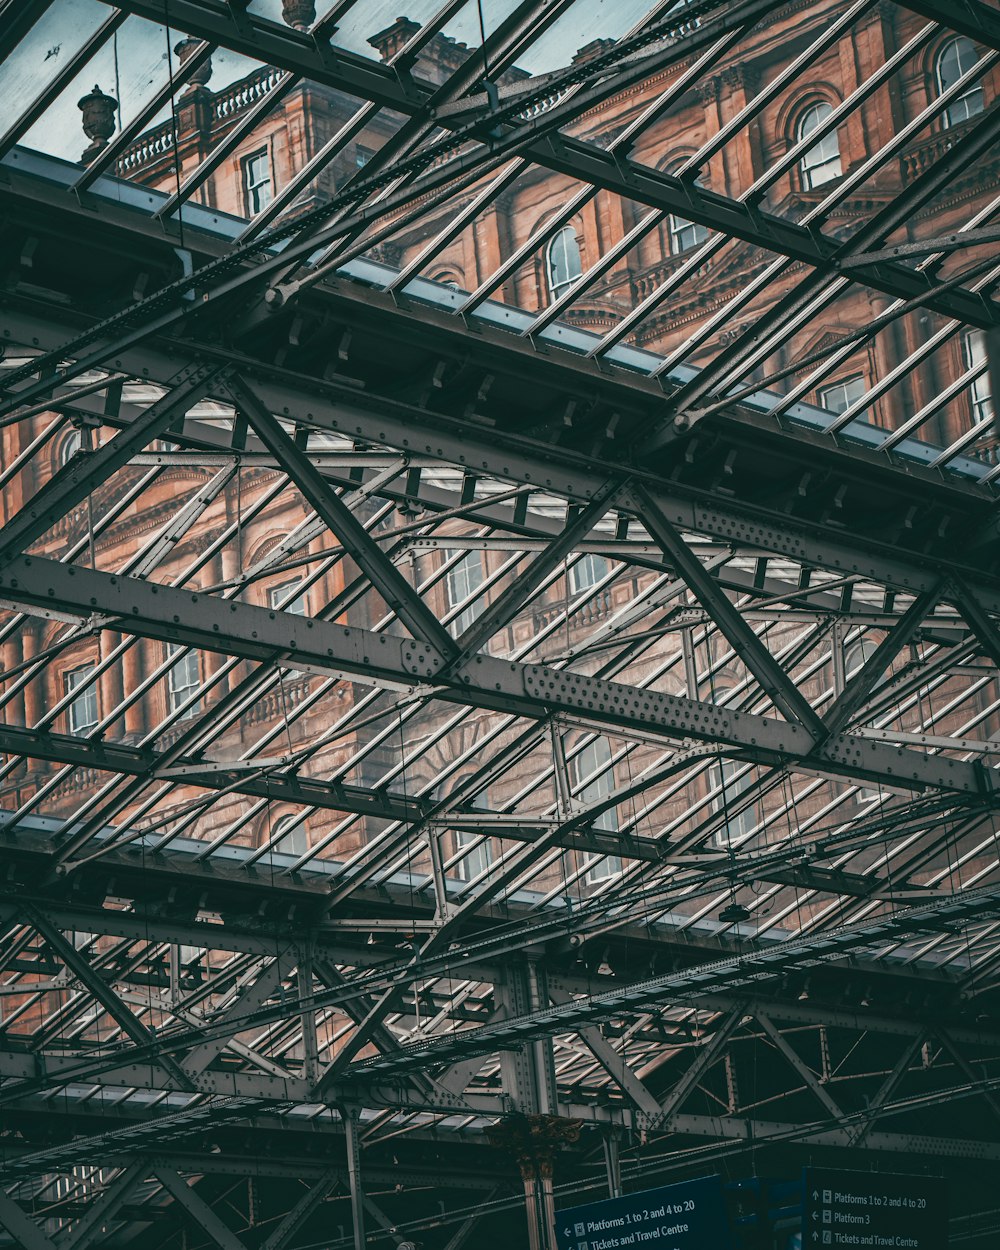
xmin=845 ymin=636 xmax=879 ymax=682
xmin=797 ymin=102 xmax=842 ymax=190
xmin=546 ymin=225 xmax=582 ymax=299
xmin=431 ymin=270 xmax=463 ymax=292
xmin=935 ymin=37 xmax=984 ymax=128
xmin=60 ymin=428 xmax=83 ymax=465
xmin=270 ymin=814 xmax=309 ymax=859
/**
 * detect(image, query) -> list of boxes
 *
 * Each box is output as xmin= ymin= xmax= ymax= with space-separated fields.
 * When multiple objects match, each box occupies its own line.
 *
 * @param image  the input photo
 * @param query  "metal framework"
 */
xmin=1 ymin=0 xmax=1000 ymax=1245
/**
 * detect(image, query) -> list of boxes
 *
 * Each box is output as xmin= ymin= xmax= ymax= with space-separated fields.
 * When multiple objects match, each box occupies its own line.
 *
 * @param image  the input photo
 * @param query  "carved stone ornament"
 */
xmin=174 ymin=38 xmax=213 ymax=92
xmin=281 ymin=0 xmax=316 ymax=30
xmin=77 ymin=84 xmax=118 ymax=163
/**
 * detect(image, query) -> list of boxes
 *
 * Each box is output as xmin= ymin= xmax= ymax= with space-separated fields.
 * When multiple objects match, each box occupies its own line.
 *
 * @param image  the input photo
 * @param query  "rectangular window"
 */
xmin=355 ymin=145 xmax=373 ymax=168
xmin=166 ymin=645 xmax=201 ymax=720
xmin=668 ymin=214 xmax=708 ymax=255
xmin=818 ymin=374 xmax=865 ymax=417
xmin=270 ymin=580 xmax=308 ymax=616
xmin=569 ymin=553 xmax=608 ymax=596
xmin=572 ymin=737 xmax=622 ymax=883
xmin=445 ymin=552 xmax=485 ymax=635
xmin=242 ymin=149 xmax=272 ymax=217
xmin=962 ymin=330 xmax=993 ymax=424
xmin=64 ymin=665 xmax=98 ymax=735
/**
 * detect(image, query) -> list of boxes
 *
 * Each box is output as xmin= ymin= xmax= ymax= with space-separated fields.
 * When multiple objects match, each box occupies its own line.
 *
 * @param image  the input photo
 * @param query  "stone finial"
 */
xmin=281 ymin=0 xmax=316 ymax=29
xmin=77 ymin=84 xmax=118 ymax=163
xmin=174 ymin=37 xmax=214 ymax=92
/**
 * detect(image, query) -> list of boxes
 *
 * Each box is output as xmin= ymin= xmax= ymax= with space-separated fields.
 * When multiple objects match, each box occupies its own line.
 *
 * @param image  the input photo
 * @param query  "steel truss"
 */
xmin=1 ymin=0 xmax=1000 ymax=1244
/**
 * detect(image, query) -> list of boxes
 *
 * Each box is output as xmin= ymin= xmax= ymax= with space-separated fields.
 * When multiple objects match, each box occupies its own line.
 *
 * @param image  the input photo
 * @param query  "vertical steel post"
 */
xmin=345 ymin=1110 xmax=366 ymax=1250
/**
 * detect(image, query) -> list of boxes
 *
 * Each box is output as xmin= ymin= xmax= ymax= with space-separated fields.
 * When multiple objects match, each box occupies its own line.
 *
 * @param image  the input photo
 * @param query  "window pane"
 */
xmin=713 ymin=759 xmax=760 ymax=847
xmin=937 ymin=37 xmax=984 ymax=128
xmin=798 ymin=102 xmax=842 ymax=189
xmin=166 ymin=645 xmax=200 ymax=720
xmin=546 ymin=225 xmax=582 ymax=298
xmin=64 ymin=665 xmax=98 ymax=735
xmin=270 ymin=580 xmax=308 ymax=615
xmin=668 ymin=213 xmax=708 ymax=254
xmin=573 ymin=737 xmax=622 ymax=882
xmin=569 ymin=553 xmax=608 ymax=595
xmin=243 ymin=149 xmax=272 ymax=216
xmin=455 ymin=829 xmax=492 ymax=881
xmin=818 ymin=374 xmax=865 ymax=416
xmin=962 ymin=330 xmax=993 ymax=423
xmin=446 ymin=552 xmax=485 ymax=635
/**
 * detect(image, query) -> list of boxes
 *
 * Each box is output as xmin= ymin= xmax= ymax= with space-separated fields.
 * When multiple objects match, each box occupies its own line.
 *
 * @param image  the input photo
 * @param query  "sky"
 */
xmin=0 ymin=0 xmax=654 ymax=164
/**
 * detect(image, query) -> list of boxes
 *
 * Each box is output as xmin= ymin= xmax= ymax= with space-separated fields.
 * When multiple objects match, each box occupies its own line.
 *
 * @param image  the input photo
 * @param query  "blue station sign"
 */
xmin=555 ymin=1174 xmax=735 ymax=1250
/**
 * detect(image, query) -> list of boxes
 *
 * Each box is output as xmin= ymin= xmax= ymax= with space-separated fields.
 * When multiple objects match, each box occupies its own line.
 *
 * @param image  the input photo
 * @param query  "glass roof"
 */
xmin=0 ymin=0 xmax=998 ymax=1223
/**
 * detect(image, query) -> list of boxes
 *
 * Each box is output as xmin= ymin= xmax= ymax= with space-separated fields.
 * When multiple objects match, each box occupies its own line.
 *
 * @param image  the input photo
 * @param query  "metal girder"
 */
xmin=2 ymin=285 xmax=998 ymax=617
xmin=345 ymin=882 xmax=1000 ymax=1078
xmin=226 ymin=371 xmax=1000 ymax=612
xmin=824 ymin=584 xmax=943 ymax=734
xmin=646 ymin=1008 xmax=745 ymax=1130
xmin=0 ymin=555 xmax=991 ymax=799
xmin=893 ymin=0 xmax=1000 ymax=50
xmin=0 ymin=1191 xmax=58 ymax=1250
xmin=547 ymin=982 xmax=661 ymax=1116
xmin=0 ymin=1099 xmax=278 ymax=1182
xmin=182 ymin=957 xmax=292 ymax=1076
xmin=451 ymin=480 xmax=625 ymax=660
xmin=755 ymin=1008 xmax=845 ymax=1120
xmin=153 ymin=1167 xmax=249 ymax=1250
xmin=260 ymin=1171 xmax=340 ymax=1250
xmin=635 ymin=485 xmax=825 ymax=735
xmin=0 ymin=723 xmax=425 ymax=823
xmin=0 ymin=0 xmax=57 ymax=64
xmin=662 ymin=1112 xmax=1000 ymax=1161
xmin=60 ymin=1162 xmax=148 ymax=1250
xmin=442 ymin=1188 xmax=504 ymax=1250
xmin=90 ymin=0 xmax=998 ymax=334
xmin=0 ymin=365 xmax=224 ymax=570
xmin=344 ymin=1112 xmax=366 ymax=1250
xmin=230 ymin=376 xmax=459 ymax=661
xmin=951 ymin=578 xmax=1000 ymax=671
xmin=23 ymin=905 xmax=197 ymax=1092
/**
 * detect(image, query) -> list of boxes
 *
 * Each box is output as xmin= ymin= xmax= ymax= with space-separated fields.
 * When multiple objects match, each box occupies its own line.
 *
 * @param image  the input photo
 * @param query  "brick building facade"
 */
xmin=1 ymin=0 xmax=996 ymax=905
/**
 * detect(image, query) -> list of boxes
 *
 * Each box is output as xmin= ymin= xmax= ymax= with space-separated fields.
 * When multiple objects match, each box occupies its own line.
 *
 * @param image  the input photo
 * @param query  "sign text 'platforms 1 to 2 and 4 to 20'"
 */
xmin=803 ymin=1169 xmax=947 ymax=1250
xmin=555 ymin=1174 xmax=734 ymax=1250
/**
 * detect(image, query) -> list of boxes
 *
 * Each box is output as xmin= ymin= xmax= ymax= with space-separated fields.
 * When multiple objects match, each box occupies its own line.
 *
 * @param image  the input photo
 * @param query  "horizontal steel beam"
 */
xmin=666 ymin=1111 xmax=1000 ymax=1161
xmin=0 ymin=724 xmax=426 ymax=823
xmin=2 ymin=279 xmax=998 ymax=614
xmin=346 ymin=882 xmax=1000 ymax=1077
xmin=0 ymin=555 xmax=991 ymax=799
xmin=95 ymin=0 xmax=998 ymax=332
